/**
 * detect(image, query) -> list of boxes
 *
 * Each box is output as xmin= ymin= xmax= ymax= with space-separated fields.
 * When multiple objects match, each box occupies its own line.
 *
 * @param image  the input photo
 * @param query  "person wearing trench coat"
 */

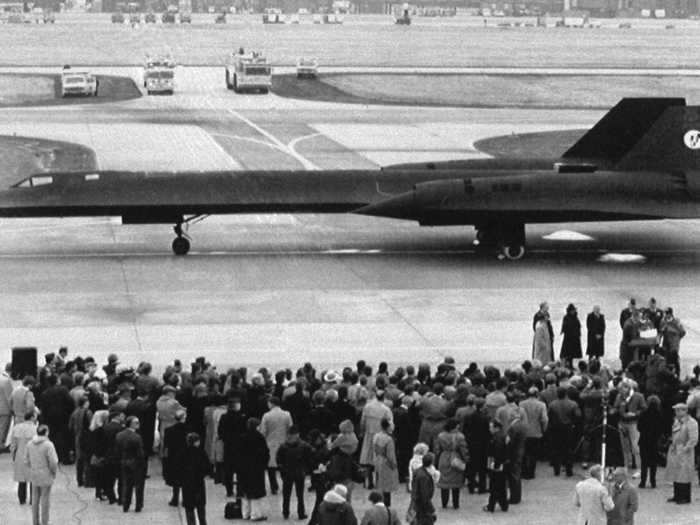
xmin=10 ymin=412 xmax=37 ymax=504
xmin=180 ymin=432 xmax=212 ymax=525
xmin=665 ymin=403 xmax=699 ymax=504
xmin=163 ymin=410 xmax=188 ymax=506
xmin=434 ymin=420 xmax=468 ymax=510
xmin=586 ymin=306 xmax=606 ymax=358
xmin=560 ymin=304 xmax=583 ymax=368
xmin=240 ymin=417 xmax=270 ymax=521
xmin=372 ymin=418 xmax=399 ymax=507
xmin=533 ymin=319 xmax=554 ymax=365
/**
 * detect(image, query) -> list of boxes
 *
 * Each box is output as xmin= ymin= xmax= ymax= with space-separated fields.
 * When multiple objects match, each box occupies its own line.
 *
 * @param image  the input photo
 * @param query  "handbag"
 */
xmin=90 ymin=455 xmax=106 ymax=467
xmin=449 ymin=434 xmax=466 ymax=471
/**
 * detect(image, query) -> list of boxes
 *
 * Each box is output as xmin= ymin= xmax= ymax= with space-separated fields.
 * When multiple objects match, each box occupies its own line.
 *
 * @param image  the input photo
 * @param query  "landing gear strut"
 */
xmin=172 ymin=222 xmax=190 ymax=256
xmin=170 ymin=215 xmax=209 ymax=256
xmin=474 ymin=222 xmax=526 ymax=261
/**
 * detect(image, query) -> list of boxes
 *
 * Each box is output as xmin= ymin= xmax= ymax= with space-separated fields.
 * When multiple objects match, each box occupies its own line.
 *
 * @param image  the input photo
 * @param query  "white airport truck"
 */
xmin=60 ymin=67 xmax=98 ymax=97
xmin=143 ymin=56 xmax=175 ymax=95
xmin=225 ymin=51 xmax=272 ymax=94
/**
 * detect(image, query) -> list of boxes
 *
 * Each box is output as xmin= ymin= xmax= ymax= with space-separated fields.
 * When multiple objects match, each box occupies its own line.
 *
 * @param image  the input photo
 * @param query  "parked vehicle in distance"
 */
xmin=143 ymin=56 xmax=175 ymax=95
xmin=111 ymin=11 xmax=125 ymax=23
xmin=180 ymin=11 xmax=192 ymax=23
xmin=225 ymin=50 xmax=272 ymax=93
xmin=296 ymin=57 xmax=318 ymax=79
xmin=61 ymin=67 xmax=98 ymax=97
xmin=145 ymin=11 xmax=157 ymax=23
xmin=215 ymin=11 xmax=226 ymax=23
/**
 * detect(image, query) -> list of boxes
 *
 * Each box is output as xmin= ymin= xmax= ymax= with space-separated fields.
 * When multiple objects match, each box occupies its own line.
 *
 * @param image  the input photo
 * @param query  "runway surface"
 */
xmin=0 ymin=67 xmax=698 ymax=375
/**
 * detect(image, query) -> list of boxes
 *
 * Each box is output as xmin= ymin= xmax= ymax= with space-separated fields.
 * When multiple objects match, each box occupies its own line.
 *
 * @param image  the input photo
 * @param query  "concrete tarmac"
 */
xmin=0 ymin=62 xmax=699 ymax=525
xmin=0 ymin=453 xmax=697 ymax=525
xmin=0 ymin=67 xmax=698 ymax=375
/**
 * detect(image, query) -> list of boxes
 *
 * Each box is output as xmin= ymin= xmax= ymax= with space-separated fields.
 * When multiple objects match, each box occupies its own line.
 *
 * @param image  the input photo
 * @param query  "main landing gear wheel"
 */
xmin=172 ymin=236 xmax=190 ymax=256
xmin=475 ymin=222 xmax=526 ymax=260
xmin=500 ymin=244 xmax=525 ymax=261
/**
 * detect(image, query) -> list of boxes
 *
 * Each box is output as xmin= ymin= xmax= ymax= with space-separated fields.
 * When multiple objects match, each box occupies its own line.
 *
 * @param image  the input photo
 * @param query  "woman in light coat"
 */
xmin=533 ymin=318 xmax=553 ymax=365
xmin=359 ymin=391 xmax=392 ymax=488
xmin=10 ymin=411 xmax=37 ymax=504
xmin=372 ymin=417 xmax=399 ymax=507
xmin=665 ymin=403 xmax=699 ymax=504
xmin=434 ymin=419 xmax=468 ymax=509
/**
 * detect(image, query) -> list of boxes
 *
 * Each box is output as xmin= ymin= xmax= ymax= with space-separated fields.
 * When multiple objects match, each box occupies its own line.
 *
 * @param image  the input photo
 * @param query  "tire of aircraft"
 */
xmin=503 ymin=245 xmax=525 ymax=260
xmin=172 ymin=237 xmax=190 ymax=256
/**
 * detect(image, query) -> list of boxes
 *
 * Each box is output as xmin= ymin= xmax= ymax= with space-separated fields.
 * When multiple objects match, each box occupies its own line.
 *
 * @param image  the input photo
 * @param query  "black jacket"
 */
xmin=180 ymin=445 xmax=211 ymax=508
xmin=276 ymin=438 xmax=313 ymax=479
xmin=163 ymin=422 xmax=188 ymax=486
xmin=218 ymin=409 xmax=248 ymax=465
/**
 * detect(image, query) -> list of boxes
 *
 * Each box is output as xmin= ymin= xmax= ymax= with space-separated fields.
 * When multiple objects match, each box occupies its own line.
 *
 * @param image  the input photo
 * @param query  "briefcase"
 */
xmin=224 ymin=499 xmax=243 ymax=520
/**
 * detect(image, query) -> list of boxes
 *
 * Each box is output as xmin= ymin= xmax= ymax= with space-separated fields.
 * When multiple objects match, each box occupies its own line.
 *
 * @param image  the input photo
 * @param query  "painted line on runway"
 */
xmin=221 ymin=107 xmax=319 ymax=170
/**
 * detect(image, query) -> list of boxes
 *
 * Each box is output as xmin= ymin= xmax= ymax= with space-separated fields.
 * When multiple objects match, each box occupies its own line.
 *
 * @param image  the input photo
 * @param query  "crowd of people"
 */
xmin=0 ymin=297 xmax=698 ymax=525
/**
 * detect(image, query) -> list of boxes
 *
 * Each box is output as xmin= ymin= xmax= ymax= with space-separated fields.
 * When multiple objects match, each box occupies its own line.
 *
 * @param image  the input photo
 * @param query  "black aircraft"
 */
xmin=2 ymin=98 xmax=700 ymax=258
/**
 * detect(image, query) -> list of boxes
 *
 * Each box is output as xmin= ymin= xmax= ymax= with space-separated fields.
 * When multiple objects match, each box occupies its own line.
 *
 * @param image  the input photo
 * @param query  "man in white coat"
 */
xmin=574 ymin=464 xmax=614 ymax=525
xmin=259 ymin=395 xmax=293 ymax=495
xmin=25 ymin=424 xmax=59 ymax=525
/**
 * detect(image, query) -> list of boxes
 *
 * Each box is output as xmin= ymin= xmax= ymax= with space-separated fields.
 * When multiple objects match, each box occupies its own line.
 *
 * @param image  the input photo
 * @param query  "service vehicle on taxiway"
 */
xmin=143 ymin=56 xmax=175 ymax=95
xmin=225 ymin=51 xmax=272 ymax=93
xmin=60 ymin=68 xmax=98 ymax=97
xmin=296 ymin=57 xmax=318 ymax=79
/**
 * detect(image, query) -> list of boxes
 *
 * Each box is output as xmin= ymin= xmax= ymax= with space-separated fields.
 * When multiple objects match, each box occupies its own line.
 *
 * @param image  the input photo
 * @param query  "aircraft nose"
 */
xmin=353 ymin=190 xmax=416 ymax=220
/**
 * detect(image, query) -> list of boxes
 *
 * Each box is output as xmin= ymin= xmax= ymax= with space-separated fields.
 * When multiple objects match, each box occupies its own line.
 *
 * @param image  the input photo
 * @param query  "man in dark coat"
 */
xmin=306 ymin=391 xmax=335 ymax=438
xmin=586 ymin=306 xmax=606 ymax=358
xmin=607 ymin=467 xmax=639 ymax=525
xmin=411 ymin=453 xmax=436 ymax=525
xmin=392 ymin=396 xmax=415 ymax=483
xmin=548 ymin=387 xmax=581 ymax=477
xmin=218 ymin=394 xmax=248 ymax=497
xmin=506 ymin=411 xmax=527 ymax=505
xmin=103 ymin=410 xmax=124 ymax=504
xmin=463 ymin=397 xmax=489 ymax=494
xmin=163 ymin=409 xmax=188 ymax=506
xmin=483 ymin=419 xmax=509 ymax=513
xmin=181 ymin=432 xmax=211 ymax=525
xmin=125 ymin=390 xmax=156 ymax=461
xmin=283 ymin=382 xmax=312 ymax=437
xmin=276 ymin=425 xmax=313 ymax=520
xmin=38 ymin=374 xmax=74 ymax=464
xmin=115 ymin=415 xmax=146 ymax=512
xmin=240 ymin=417 xmax=270 ymax=521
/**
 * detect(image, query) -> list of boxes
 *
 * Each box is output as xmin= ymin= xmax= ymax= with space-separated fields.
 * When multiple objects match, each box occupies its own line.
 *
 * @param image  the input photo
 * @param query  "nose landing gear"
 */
xmin=171 ymin=215 xmax=208 ymax=256
xmin=172 ymin=222 xmax=190 ymax=256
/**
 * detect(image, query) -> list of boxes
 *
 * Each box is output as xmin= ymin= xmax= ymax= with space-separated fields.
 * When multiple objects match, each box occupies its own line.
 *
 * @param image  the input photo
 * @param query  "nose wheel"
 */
xmin=172 ymin=221 xmax=190 ymax=256
xmin=171 ymin=215 xmax=208 ymax=256
xmin=172 ymin=236 xmax=190 ymax=256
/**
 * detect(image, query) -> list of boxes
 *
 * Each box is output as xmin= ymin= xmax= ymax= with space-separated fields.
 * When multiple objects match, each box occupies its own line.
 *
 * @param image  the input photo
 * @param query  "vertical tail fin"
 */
xmin=561 ymin=98 xmax=686 ymax=168
xmin=615 ymin=104 xmax=700 ymax=171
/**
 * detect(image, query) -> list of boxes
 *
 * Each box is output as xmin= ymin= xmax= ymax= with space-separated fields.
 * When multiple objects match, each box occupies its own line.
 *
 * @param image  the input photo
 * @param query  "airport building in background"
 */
xmin=17 ymin=0 xmax=700 ymax=18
